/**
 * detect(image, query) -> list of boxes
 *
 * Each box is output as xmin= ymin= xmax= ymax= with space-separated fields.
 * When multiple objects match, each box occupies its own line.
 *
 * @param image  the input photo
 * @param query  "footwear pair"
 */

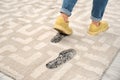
xmin=54 ymin=15 xmax=109 ymax=35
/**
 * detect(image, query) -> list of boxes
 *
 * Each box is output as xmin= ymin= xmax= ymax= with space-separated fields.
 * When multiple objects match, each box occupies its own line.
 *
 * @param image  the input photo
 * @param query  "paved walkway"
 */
xmin=0 ymin=0 xmax=120 ymax=80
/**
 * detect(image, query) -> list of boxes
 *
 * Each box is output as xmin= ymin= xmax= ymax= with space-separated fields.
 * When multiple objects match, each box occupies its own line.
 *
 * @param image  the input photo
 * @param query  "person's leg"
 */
xmin=60 ymin=0 xmax=77 ymax=21
xmin=91 ymin=0 xmax=108 ymax=26
xmin=54 ymin=0 xmax=77 ymax=35
xmin=88 ymin=0 xmax=109 ymax=35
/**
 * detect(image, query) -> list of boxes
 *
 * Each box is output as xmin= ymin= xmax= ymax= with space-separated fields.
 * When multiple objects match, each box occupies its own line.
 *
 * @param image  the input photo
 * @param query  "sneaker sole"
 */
xmin=54 ymin=28 xmax=69 ymax=36
xmin=54 ymin=25 xmax=72 ymax=36
xmin=88 ymin=26 xmax=109 ymax=36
